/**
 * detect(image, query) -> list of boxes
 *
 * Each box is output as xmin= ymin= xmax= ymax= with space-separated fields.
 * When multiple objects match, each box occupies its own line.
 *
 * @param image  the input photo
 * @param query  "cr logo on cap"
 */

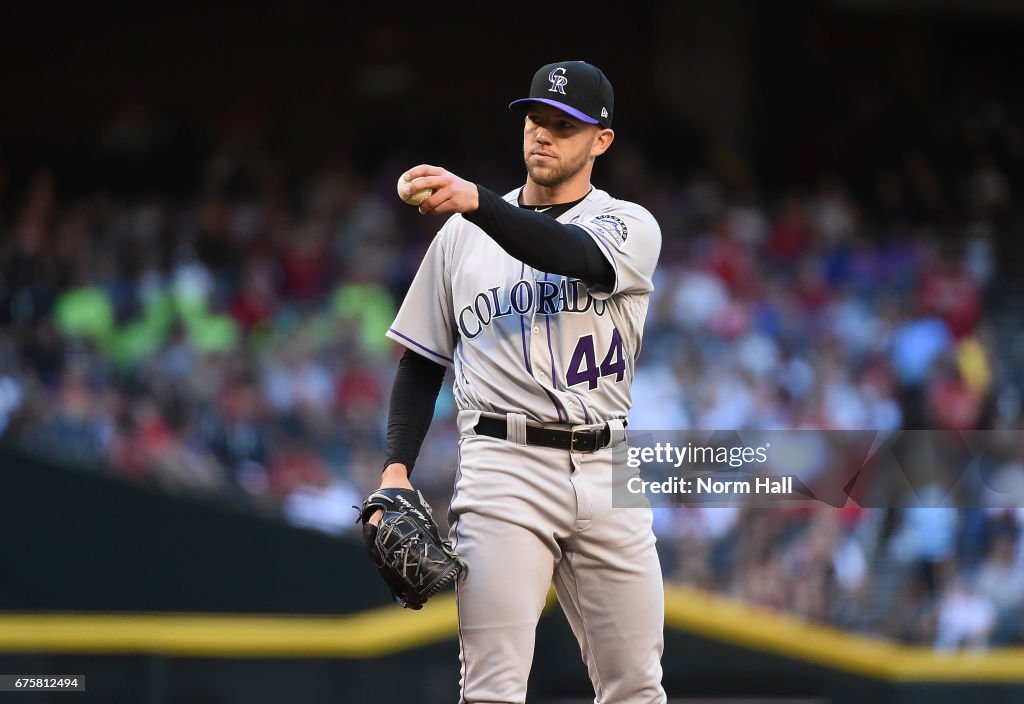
xmin=547 ymin=67 xmax=568 ymax=94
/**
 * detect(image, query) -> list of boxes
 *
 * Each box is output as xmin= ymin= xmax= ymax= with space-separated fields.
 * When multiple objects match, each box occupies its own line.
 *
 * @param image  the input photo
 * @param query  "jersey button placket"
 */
xmin=529 ymin=312 xmax=546 ymax=383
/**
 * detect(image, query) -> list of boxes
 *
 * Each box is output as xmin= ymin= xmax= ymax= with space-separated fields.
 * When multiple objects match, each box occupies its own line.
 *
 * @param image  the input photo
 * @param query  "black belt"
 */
xmin=474 ymin=415 xmax=621 ymax=453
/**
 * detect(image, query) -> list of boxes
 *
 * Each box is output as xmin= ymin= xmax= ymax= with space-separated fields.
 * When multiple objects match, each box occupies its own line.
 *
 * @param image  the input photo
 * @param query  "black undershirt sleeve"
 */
xmin=463 ymin=185 xmax=615 ymax=288
xmin=383 ymin=348 xmax=447 ymax=475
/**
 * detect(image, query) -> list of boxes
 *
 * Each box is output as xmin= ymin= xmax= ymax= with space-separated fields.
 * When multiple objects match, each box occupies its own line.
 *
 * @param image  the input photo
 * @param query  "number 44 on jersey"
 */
xmin=566 ymin=329 xmax=625 ymax=390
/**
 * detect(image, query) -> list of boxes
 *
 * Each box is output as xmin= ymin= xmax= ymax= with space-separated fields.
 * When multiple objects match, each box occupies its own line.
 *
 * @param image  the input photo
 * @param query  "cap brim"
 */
xmin=508 ymin=98 xmax=600 ymax=125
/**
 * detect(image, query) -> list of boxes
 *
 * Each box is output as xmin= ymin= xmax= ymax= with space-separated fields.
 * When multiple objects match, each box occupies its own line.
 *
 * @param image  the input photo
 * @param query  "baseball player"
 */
xmin=368 ymin=60 xmax=665 ymax=703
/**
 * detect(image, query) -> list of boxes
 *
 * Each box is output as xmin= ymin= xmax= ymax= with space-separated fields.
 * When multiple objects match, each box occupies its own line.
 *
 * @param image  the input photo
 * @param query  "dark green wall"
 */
xmin=0 ymin=444 xmax=387 ymax=614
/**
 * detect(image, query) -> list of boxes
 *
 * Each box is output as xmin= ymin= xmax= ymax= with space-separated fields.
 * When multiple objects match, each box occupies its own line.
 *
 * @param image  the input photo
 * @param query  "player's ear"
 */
xmin=591 ymin=128 xmax=615 ymax=157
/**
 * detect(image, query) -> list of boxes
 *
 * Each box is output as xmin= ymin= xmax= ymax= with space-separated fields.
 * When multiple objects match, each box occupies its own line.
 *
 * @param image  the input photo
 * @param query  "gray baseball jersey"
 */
xmin=386 ymin=186 xmax=661 ymax=425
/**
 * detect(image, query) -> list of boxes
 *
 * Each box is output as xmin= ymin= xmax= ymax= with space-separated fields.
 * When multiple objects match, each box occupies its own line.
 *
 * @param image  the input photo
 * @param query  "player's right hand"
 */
xmin=402 ymin=164 xmax=480 ymax=216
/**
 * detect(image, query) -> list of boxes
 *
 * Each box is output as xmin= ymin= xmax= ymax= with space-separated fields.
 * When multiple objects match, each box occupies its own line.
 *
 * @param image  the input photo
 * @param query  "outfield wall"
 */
xmin=1 ymin=446 xmax=1021 ymax=703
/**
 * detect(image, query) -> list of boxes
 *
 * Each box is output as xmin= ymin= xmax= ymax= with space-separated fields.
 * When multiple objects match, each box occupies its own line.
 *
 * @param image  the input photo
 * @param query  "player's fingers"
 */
xmin=404 ymin=164 xmax=445 ymax=181
xmin=417 ymin=184 xmax=448 ymax=214
xmin=418 ymin=187 xmax=461 ymax=215
xmin=418 ymin=178 xmax=474 ymax=215
xmin=405 ymin=175 xmax=444 ymax=195
xmin=418 ymin=196 xmax=438 ymax=215
xmin=368 ymin=508 xmax=383 ymax=526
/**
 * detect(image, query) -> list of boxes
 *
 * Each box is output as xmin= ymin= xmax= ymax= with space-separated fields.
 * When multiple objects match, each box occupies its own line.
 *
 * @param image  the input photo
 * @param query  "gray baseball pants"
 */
xmin=449 ymin=410 xmax=667 ymax=704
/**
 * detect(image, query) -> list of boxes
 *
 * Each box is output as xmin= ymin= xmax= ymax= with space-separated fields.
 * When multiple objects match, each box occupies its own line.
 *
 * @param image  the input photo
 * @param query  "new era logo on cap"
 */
xmin=509 ymin=60 xmax=614 ymax=128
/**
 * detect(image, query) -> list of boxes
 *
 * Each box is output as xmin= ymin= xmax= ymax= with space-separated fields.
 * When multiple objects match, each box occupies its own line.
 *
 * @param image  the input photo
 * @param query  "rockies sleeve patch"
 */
xmin=590 ymin=214 xmax=628 ymax=247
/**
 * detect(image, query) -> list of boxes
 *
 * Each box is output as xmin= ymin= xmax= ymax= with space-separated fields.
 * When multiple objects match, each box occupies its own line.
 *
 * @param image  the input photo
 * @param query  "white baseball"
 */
xmin=397 ymin=174 xmax=434 ymax=206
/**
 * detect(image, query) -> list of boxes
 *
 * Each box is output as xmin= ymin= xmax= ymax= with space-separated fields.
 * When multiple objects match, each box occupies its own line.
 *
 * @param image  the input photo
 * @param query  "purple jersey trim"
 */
xmin=543 ymin=273 xmax=564 ymax=422
xmin=544 ymin=388 xmax=565 ymax=422
xmin=544 ymin=273 xmax=558 ymax=386
xmin=508 ymin=98 xmax=600 ymax=125
xmin=387 ymin=328 xmax=453 ymax=363
xmin=525 ymin=266 xmax=562 ymax=422
xmin=519 ymin=316 xmax=532 ymax=372
xmin=518 ymin=262 xmax=531 ymax=372
xmin=571 ymin=392 xmax=592 ymax=423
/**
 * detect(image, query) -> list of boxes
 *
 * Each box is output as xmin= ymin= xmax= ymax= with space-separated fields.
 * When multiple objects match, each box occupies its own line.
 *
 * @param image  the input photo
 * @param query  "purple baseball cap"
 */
xmin=509 ymin=60 xmax=614 ymax=128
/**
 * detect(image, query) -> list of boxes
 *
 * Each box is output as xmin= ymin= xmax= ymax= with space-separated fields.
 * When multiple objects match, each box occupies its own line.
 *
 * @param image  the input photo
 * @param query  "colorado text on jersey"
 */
xmin=457 ymin=277 xmax=607 ymax=339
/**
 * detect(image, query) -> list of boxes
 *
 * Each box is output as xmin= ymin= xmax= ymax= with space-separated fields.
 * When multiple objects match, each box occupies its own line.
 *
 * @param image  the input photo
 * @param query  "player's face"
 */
xmin=522 ymin=104 xmax=609 ymax=189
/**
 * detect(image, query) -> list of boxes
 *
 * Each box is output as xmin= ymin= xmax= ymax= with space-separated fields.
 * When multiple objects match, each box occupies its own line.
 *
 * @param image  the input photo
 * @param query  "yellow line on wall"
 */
xmin=662 ymin=584 xmax=1024 ymax=682
xmin=1 ymin=586 xmax=1021 ymax=683
xmin=0 ymin=598 xmax=459 ymax=658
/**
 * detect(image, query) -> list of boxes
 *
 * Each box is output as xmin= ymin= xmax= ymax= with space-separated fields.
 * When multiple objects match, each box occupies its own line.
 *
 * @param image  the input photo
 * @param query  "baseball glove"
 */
xmin=355 ymin=488 xmax=464 ymax=609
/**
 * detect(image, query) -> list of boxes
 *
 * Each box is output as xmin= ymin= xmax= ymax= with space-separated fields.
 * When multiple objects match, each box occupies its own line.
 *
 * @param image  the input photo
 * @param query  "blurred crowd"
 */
xmin=633 ymin=86 xmax=1024 ymax=648
xmin=1 ymin=83 xmax=1023 ymax=650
